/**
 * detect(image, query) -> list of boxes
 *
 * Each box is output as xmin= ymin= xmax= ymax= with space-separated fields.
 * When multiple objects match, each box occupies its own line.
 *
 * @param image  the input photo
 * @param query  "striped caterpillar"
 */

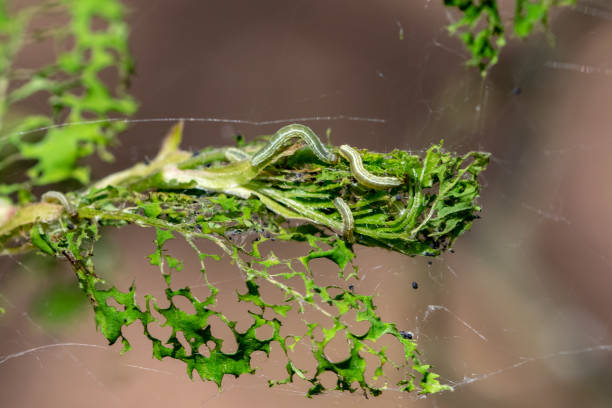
xmin=338 ymin=144 xmax=402 ymax=190
xmin=333 ymin=197 xmax=354 ymax=243
xmin=224 ymin=147 xmax=251 ymax=162
xmin=41 ymin=191 xmax=76 ymax=216
xmin=250 ymin=124 xmax=337 ymax=167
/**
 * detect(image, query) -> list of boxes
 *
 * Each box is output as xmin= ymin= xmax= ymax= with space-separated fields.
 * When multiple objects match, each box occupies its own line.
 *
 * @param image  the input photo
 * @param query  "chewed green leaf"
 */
xmin=156 ymin=228 xmax=174 ymax=247
xmin=300 ymin=237 xmax=355 ymax=277
xmin=30 ymin=225 xmax=56 ymax=255
xmin=443 ymin=0 xmax=575 ymax=74
xmin=165 ymin=255 xmax=183 ymax=271
xmin=1 ymin=0 xmax=136 ymax=190
xmin=514 ymin=0 xmax=575 ymax=38
xmin=0 ymin=0 xmax=517 ymax=396
xmin=1 ymin=122 xmax=488 ymax=398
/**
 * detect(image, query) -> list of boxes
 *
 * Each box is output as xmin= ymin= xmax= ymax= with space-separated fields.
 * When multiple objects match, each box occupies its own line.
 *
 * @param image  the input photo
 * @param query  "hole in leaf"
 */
xmin=234 ymin=312 xmax=255 ymax=333
xmin=287 ymin=337 xmax=317 ymax=377
xmin=360 ymin=345 xmax=386 ymax=389
xmin=198 ymin=343 xmax=210 ymax=358
xmin=326 ymin=287 xmax=344 ymax=298
xmin=317 ymin=371 xmax=338 ymax=390
xmin=147 ymin=307 xmax=172 ymax=342
xmin=90 ymin=16 xmax=110 ymax=32
xmin=105 ymin=296 xmax=123 ymax=311
xmin=171 ymin=294 xmax=196 ymax=315
xmin=341 ymin=309 xmax=371 ymax=337
xmin=255 ymin=323 xmax=273 ymax=341
xmin=323 ymin=329 xmax=351 ymax=364
xmin=176 ymin=331 xmax=192 ymax=356
xmin=208 ymin=315 xmax=237 ymax=354
xmin=310 ymin=324 xmax=325 ymax=343
xmin=249 ymin=350 xmax=268 ymax=371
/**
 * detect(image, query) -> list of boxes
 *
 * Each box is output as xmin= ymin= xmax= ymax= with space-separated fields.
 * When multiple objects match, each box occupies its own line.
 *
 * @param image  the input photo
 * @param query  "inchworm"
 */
xmin=338 ymin=145 xmax=402 ymax=190
xmin=41 ymin=191 xmax=76 ymax=216
xmin=333 ymin=197 xmax=354 ymax=243
xmin=224 ymin=147 xmax=251 ymax=162
xmin=250 ymin=124 xmax=337 ymax=167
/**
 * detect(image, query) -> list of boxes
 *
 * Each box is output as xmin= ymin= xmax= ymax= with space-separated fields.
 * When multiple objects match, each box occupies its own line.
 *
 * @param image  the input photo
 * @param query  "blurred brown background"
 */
xmin=1 ymin=0 xmax=612 ymax=406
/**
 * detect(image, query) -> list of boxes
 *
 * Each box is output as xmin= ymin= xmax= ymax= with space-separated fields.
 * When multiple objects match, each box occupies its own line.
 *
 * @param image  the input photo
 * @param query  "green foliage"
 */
xmin=514 ymin=0 xmax=575 ymax=37
xmin=0 ymin=0 xmax=494 ymax=399
xmin=0 ymin=0 xmax=136 ymax=195
xmin=443 ymin=0 xmax=576 ymax=74
xmin=0 ymin=123 xmax=488 ymax=396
